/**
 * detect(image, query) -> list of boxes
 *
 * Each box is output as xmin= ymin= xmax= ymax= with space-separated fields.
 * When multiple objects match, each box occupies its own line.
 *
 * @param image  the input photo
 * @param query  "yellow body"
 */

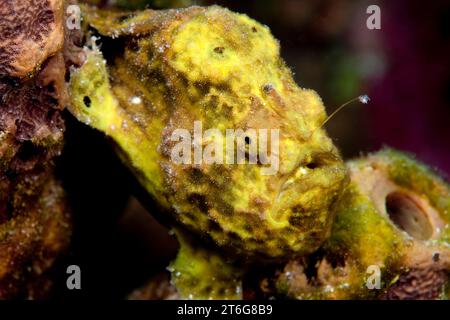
xmin=168 ymin=229 xmax=243 ymax=299
xmin=69 ymin=6 xmax=347 ymax=260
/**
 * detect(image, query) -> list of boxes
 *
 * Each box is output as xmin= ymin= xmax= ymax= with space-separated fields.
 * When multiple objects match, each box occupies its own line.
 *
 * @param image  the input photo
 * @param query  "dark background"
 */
xmin=57 ymin=0 xmax=450 ymax=299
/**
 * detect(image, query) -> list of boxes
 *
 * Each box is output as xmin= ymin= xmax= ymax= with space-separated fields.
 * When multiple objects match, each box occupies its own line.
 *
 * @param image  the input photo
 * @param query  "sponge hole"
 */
xmin=385 ymin=191 xmax=433 ymax=240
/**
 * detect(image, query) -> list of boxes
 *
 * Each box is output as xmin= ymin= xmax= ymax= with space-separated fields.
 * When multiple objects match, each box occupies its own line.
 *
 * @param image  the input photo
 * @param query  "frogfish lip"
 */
xmin=270 ymin=152 xmax=348 ymax=226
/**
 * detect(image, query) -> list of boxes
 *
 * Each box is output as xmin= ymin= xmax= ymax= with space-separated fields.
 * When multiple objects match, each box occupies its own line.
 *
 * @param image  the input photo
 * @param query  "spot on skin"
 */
xmin=214 ymin=46 xmax=225 ymax=54
xmin=83 ymin=96 xmax=91 ymax=108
